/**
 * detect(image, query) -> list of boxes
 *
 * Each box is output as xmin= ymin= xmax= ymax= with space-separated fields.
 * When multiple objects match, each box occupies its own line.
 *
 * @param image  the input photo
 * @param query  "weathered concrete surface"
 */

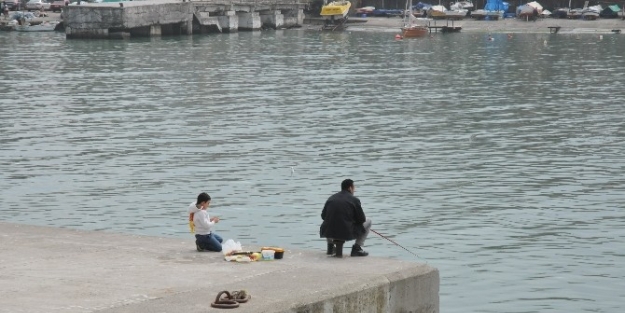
xmin=64 ymin=0 xmax=305 ymax=37
xmin=0 ymin=222 xmax=439 ymax=313
xmin=65 ymin=0 xmax=193 ymax=38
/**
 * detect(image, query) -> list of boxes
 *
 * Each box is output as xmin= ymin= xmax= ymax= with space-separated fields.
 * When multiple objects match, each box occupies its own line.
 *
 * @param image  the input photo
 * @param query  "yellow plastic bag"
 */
xmin=188 ymin=213 xmax=195 ymax=233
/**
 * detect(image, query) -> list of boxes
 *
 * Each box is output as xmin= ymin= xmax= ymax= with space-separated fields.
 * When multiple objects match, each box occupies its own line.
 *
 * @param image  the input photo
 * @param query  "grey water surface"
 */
xmin=1 ymin=30 xmax=624 ymax=313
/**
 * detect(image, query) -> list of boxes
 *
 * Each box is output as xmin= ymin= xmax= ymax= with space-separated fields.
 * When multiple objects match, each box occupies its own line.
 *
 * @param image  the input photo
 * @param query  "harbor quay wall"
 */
xmin=0 ymin=222 xmax=440 ymax=313
xmin=64 ymin=0 xmax=305 ymax=39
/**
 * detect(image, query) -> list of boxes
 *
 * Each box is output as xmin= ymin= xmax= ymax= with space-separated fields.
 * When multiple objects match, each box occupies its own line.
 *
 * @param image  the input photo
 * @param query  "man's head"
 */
xmin=196 ymin=192 xmax=211 ymax=209
xmin=341 ymin=179 xmax=355 ymax=194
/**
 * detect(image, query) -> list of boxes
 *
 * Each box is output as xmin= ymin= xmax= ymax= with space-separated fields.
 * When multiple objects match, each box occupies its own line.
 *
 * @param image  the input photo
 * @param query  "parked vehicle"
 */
xmin=26 ymin=0 xmax=47 ymax=11
xmin=4 ymin=0 xmax=20 ymax=10
xmin=372 ymin=9 xmax=403 ymax=17
xmin=49 ymin=0 xmax=67 ymax=12
xmin=355 ymin=6 xmax=375 ymax=15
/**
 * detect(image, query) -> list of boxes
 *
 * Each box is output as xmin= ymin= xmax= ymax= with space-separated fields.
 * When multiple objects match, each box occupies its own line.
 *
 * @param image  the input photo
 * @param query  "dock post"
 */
xmin=150 ymin=25 xmax=161 ymax=36
xmin=283 ymin=9 xmax=304 ymax=27
xmin=260 ymin=10 xmax=284 ymax=29
xmin=217 ymin=11 xmax=239 ymax=32
xmin=238 ymin=11 xmax=261 ymax=30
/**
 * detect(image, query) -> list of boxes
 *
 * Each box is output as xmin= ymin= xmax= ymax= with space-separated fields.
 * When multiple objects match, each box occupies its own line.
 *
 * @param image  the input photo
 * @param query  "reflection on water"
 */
xmin=1 ymin=31 xmax=624 ymax=313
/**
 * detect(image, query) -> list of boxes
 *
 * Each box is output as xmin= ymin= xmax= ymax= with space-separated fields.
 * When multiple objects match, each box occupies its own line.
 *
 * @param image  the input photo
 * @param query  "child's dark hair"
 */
xmin=197 ymin=192 xmax=211 ymax=204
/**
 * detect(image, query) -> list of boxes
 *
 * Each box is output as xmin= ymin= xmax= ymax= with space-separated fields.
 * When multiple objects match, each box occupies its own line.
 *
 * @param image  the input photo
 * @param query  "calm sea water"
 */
xmin=1 ymin=30 xmax=624 ymax=313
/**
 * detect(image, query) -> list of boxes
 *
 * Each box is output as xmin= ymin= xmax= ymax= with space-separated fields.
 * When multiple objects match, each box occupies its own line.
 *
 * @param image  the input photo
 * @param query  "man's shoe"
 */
xmin=196 ymin=243 xmax=205 ymax=252
xmin=351 ymin=244 xmax=369 ymax=257
xmin=326 ymin=243 xmax=335 ymax=255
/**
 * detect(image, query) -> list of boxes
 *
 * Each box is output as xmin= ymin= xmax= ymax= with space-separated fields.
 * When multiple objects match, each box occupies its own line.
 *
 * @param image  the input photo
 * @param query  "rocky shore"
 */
xmin=306 ymin=16 xmax=625 ymax=34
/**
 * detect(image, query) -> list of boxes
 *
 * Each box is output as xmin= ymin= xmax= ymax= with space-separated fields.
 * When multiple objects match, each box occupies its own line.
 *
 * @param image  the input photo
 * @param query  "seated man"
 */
xmin=320 ymin=179 xmax=371 ymax=257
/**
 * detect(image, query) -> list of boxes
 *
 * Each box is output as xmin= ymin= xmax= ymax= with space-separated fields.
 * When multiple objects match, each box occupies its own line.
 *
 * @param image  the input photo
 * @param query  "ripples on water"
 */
xmin=1 ymin=31 xmax=624 ymax=312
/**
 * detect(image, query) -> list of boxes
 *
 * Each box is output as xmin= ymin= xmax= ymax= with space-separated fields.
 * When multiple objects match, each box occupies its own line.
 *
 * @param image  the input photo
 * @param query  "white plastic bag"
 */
xmin=222 ymin=239 xmax=242 ymax=256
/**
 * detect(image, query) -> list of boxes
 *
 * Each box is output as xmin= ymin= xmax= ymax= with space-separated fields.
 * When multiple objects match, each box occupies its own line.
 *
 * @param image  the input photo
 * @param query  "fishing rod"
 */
xmin=370 ymin=229 xmax=422 ymax=259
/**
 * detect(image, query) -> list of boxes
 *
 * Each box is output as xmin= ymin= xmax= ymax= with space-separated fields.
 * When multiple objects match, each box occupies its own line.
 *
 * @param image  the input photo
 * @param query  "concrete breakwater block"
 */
xmin=0 ymin=222 xmax=439 ymax=313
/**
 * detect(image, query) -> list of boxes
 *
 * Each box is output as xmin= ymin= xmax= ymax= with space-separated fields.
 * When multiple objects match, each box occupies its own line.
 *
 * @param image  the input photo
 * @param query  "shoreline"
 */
xmin=305 ymin=16 xmax=625 ymax=34
xmin=3 ymin=11 xmax=624 ymax=35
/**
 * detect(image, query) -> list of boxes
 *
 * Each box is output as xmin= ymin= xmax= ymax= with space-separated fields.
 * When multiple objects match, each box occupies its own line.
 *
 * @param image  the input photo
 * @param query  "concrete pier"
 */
xmin=0 ymin=222 xmax=439 ymax=313
xmin=64 ymin=0 xmax=305 ymax=39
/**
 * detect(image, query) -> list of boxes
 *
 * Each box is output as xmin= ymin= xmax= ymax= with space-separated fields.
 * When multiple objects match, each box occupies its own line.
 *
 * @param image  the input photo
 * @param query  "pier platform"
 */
xmin=428 ymin=19 xmax=462 ymax=33
xmin=0 ymin=222 xmax=439 ymax=313
xmin=63 ymin=0 xmax=306 ymax=39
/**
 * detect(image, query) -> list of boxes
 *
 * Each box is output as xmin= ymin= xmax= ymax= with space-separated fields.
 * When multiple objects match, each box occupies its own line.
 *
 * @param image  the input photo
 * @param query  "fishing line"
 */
xmin=370 ymin=228 xmax=423 ymax=260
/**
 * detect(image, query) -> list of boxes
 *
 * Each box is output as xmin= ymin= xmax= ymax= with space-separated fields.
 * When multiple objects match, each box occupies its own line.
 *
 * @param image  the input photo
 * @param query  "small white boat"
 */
xmin=581 ymin=4 xmax=601 ymax=20
xmin=471 ymin=9 xmax=503 ymax=19
xmin=428 ymin=5 xmax=447 ymax=19
xmin=450 ymin=1 xmax=473 ymax=10
xmin=445 ymin=8 xmax=468 ymax=19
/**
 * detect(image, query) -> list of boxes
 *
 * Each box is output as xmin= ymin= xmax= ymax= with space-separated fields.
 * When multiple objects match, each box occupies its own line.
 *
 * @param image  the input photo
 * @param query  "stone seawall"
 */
xmin=0 ymin=222 xmax=439 ymax=313
xmin=63 ymin=0 xmax=305 ymax=39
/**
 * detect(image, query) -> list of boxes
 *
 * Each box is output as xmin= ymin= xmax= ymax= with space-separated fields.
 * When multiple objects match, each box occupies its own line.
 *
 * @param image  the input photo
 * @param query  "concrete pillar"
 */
xmin=66 ymin=27 xmax=109 ymax=39
xmin=150 ymin=25 xmax=161 ymax=36
xmin=180 ymin=20 xmax=192 ymax=35
xmin=238 ymin=11 xmax=261 ymax=30
xmin=283 ymin=9 xmax=304 ymax=28
xmin=217 ymin=10 xmax=238 ymax=32
xmin=260 ymin=10 xmax=284 ymax=29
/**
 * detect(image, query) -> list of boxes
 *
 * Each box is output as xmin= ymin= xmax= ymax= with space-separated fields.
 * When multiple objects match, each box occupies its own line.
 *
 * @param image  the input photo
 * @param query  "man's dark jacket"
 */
xmin=320 ymin=190 xmax=366 ymax=241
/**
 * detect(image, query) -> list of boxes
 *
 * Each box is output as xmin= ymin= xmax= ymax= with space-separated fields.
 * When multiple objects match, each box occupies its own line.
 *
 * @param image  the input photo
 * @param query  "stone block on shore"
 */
xmin=0 ymin=222 xmax=439 ymax=313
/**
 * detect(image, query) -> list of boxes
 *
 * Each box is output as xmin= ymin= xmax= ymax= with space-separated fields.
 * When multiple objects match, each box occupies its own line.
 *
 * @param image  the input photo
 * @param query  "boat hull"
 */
xmin=429 ymin=11 xmax=447 ymax=19
xmin=582 ymin=11 xmax=599 ymax=20
xmin=401 ymin=26 xmax=428 ymax=37
xmin=471 ymin=10 xmax=503 ymax=19
xmin=320 ymin=1 xmax=351 ymax=19
xmin=445 ymin=9 xmax=468 ymax=19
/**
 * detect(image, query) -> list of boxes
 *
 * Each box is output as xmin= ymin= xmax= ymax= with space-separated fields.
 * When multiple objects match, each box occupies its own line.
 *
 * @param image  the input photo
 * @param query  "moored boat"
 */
xmin=320 ymin=0 xmax=351 ymax=31
xmin=474 ymin=0 xmax=507 ymax=20
xmin=517 ymin=4 xmax=535 ymax=20
xmin=401 ymin=0 xmax=428 ymax=37
xmin=428 ymin=5 xmax=447 ymax=19
xmin=445 ymin=8 xmax=468 ymax=19
xmin=450 ymin=1 xmax=473 ymax=10
xmin=599 ymin=5 xmax=621 ymax=18
xmin=450 ymin=0 xmax=472 ymax=17
xmin=567 ymin=8 xmax=583 ymax=19
xmin=320 ymin=1 xmax=351 ymax=19
xmin=552 ymin=7 xmax=569 ymax=18
xmin=471 ymin=9 xmax=487 ymax=19
xmin=517 ymin=1 xmax=542 ymax=21
xmin=581 ymin=4 xmax=601 ymax=20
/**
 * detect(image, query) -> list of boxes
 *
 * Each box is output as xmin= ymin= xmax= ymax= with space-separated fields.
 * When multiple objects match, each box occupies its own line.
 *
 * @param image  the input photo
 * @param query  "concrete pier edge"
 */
xmin=63 ymin=0 xmax=306 ymax=39
xmin=0 ymin=222 xmax=439 ymax=312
